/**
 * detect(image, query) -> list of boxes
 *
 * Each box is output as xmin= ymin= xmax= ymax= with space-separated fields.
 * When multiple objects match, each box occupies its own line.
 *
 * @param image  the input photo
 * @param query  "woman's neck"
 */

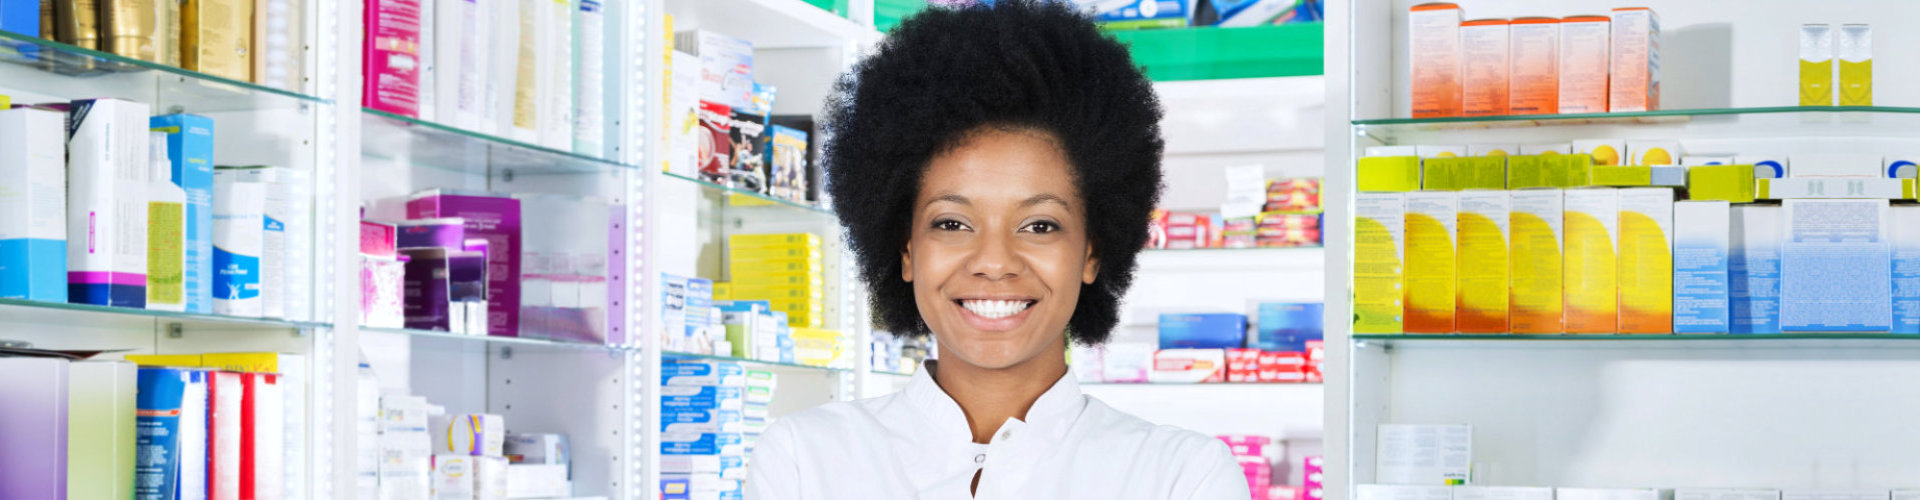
xmin=930 ymin=342 xmax=1070 ymax=444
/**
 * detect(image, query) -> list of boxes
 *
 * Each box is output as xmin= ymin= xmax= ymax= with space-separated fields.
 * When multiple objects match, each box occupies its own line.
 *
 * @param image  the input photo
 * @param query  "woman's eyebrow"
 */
xmin=1020 ymin=193 xmax=1070 ymax=210
xmin=925 ymin=193 xmax=970 ymax=209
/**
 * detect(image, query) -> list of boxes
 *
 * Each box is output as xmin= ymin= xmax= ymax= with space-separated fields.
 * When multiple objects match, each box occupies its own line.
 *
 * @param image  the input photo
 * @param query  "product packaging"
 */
xmin=1358 ymin=485 xmax=1453 ymax=500
xmin=696 ymin=100 xmax=733 ymax=186
xmin=220 ymin=166 xmax=311 ymax=320
xmin=1353 ymin=193 xmax=1406 ymax=333
xmin=1148 ymin=348 xmax=1227 ymax=383
xmin=766 ymin=125 xmax=809 ymax=203
xmin=660 ymin=385 xmax=745 ymax=412
xmin=1617 ymin=188 xmax=1673 ymax=333
xmin=1897 ymin=206 xmax=1920 ymax=334
xmin=1418 ymin=145 xmax=1467 ymax=159
xmin=1255 ymin=302 xmax=1322 ymax=351
xmin=431 ymin=454 xmax=509 ymax=500
xmin=1374 ymin=424 xmax=1471 ymax=485
xmin=1790 ymin=154 xmax=1884 ymax=178
xmin=68 ymin=98 xmax=153 ymax=308
xmin=1461 ymin=19 xmax=1509 ymax=117
xmin=148 ymin=135 xmax=187 ymax=311
xmin=1408 ymin=3 xmax=1462 ymax=118
xmin=1564 ymin=189 xmax=1619 ymax=333
xmin=573 ymin=0 xmax=606 ymax=156
xmin=1158 ymin=313 xmax=1247 ymax=349
xmin=150 ymin=114 xmax=216 ymax=313
xmin=660 ymin=431 xmax=745 ymax=456
xmin=429 ymin=413 xmax=505 ymax=456
xmin=1730 ymin=205 xmax=1782 ymax=333
xmin=252 ymin=0 xmax=300 ymax=89
xmin=1758 ymin=178 xmax=1909 ymax=200
xmin=1457 ymin=487 xmax=1556 ymax=500
xmin=1508 ymin=189 xmax=1564 ymax=333
xmin=504 ymin=433 xmax=569 ymax=465
xmin=1558 ymin=15 xmax=1611 ymax=114
xmin=1404 ymin=191 xmax=1457 ymax=333
xmin=54 ymin=0 xmax=103 ymax=49
xmin=1101 ymin=343 xmax=1153 ymax=383
xmin=1521 ymin=143 xmax=1571 ymax=155
xmin=396 ymin=218 xmax=467 ymax=249
xmin=1456 ymin=190 xmax=1509 ymax=332
xmin=663 ymin=361 xmax=746 ymax=387
xmin=1608 ymin=7 xmax=1659 ymax=112
xmin=0 ymin=108 xmax=67 ymax=302
xmin=1737 ymin=155 xmax=1789 ymax=179
xmin=364 ymin=0 xmax=422 ymax=116
xmin=537 ymin=0 xmax=574 ymax=151
xmin=1508 ymin=17 xmax=1559 ymax=115
xmin=432 ymin=0 xmax=490 ymax=130
xmin=1674 ymin=201 xmax=1731 ymax=333
xmin=675 ymin=29 xmax=755 ymax=110
xmin=212 ymin=172 xmax=264 ymax=316
xmin=100 ymin=0 xmax=176 ymax=63
xmin=730 ymin=95 xmax=771 ymax=195
xmin=1573 ymin=139 xmax=1626 ymax=167
xmin=1801 ymin=25 xmax=1835 ymax=106
xmin=408 ymin=191 xmax=522 ymax=336
xmin=1628 ymin=141 xmax=1682 ymax=166
xmin=1468 ymin=144 xmax=1517 ymax=157
xmin=1421 ymin=157 xmax=1505 ymax=191
xmin=1781 ymin=199 xmax=1891 ymax=332
xmin=1838 ymin=24 xmax=1872 ymax=106
xmin=1687 ymin=164 xmax=1757 ymax=204
xmin=0 ymin=0 xmax=37 ymax=36
xmin=1886 ymin=156 xmax=1919 ymax=179
xmin=1357 ymin=156 xmax=1421 ymax=192
xmin=504 ymin=463 xmax=569 ymax=498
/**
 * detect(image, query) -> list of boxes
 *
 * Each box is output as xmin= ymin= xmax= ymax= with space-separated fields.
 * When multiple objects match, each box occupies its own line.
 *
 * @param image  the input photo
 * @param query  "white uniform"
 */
xmin=747 ymin=361 xmax=1251 ymax=499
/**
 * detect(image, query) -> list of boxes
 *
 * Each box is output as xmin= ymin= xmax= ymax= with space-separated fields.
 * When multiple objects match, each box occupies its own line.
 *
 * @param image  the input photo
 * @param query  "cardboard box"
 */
xmin=68 ymin=99 xmax=153 ymax=308
xmin=1675 ymin=489 xmax=1779 ymax=500
xmin=1461 ymin=19 xmax=1510 ymax=117
xmin=1148 ymin=349 xmax=1226 ymax=383
xmin=1800 ymin=25 xmax=1835 ymax=106
xmin=1558 ymin=489 xmax=1671 ymax=500
xmin=1674 ymin=201 xmax=1731 ymax=333
xmin=1608 ymin=7 xmax=1660 ymax=112
xmin=407 ymin=191 xmax=522 ymax=336
xmin=429 ymin=414 xmax=505 ymax=456
xmin=0 ymin=108 xmax=68 ymax=302
xmin=1509 ymin=190 xmax=1565 ymax=333
xmin=1409 ymin=3 xmax=1463 ymax=118
xmin=1737 ymin=155 xmax=1789 ymax=179
xmin=1758 ymin=178 xmax=1909 ymax=200
xmin=1358 ymin=485 xmax=1453 ymax=500
xmin=1838 ymin=24 xmax=1872 ymax=106
xmin=363 ymin=0 xmax=420 ymax=117
xmin=183 ymin=0 xmax=253 ymax=81
xmin=1158 ymin=313 xmax=1247 ymax=349
xmin=1780 ymin=199 xmax=1891 ymax=332
xmin=1574 ymin=139 xmax=1627 ymax=167
xmin=675 ymin=29 xmax=755 ymax=110
xmin=1558 ymin=15 xmax=1611 ymax=113
xmin=1564 ymin=189 xmax=1620 ymax=333
xmin=1790 ymin=154 xmax=1883 ymax=178
xmin=1405 ymin=191 xmax=1459 ymax=333
xmin=1730 ymin=205 xmax=1782 ymax=333
xmin=1457 ymin=487 xmax=1557 ymax=500
xmin=1423 ymin=157 xmax=1506 ymax=191
xmin=1374 ymin=424 xmax=1471 ymax=485
xmin=1895 ymin=206 xmax=1920 ymax=334
xmin=1456 ymin=191 xmax=1509 ymax=332
xmin=1618 ymin=188 xmax=1674 ymax=333
xmin=1359 ymin=156 xmax=1422 ymax=192
xmin=1628 ymin=141 xmax=1682 ymax=166
xmin=149 ymin=114 xmax=216 ymax=313
xmin=1354 ymin=193 xmax=1406 ymax=333
xmin=1509 ymin=17 xmax=1560 ymax=115
xmin=1688 ymin=165 xmax=1757 ymax=204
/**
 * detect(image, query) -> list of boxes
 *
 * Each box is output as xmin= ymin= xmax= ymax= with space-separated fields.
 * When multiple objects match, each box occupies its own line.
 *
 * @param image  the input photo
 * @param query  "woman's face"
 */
xmin=904 ymin=128 xmax=1097 ymax=371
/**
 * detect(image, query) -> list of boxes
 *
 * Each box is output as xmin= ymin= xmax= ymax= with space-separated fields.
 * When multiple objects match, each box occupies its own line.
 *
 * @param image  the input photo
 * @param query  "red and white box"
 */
xmin=1238 ymin=456 xmax=1273 ymax=495
xmin=1258 ymin=351 xmax=1308 ymax=383
xmin=1269 ymin=486 xmax=1302 ymax=500
xmin=1149 ymin=349 xmax=1226 ymax=383
xmin=1226 ymin=348 xmax=1263 ymax=382
xmin=1219 ymin=434 xmax=1271 ymax=458
xmin=1305 ymin=341 xmax=1326 ymax=383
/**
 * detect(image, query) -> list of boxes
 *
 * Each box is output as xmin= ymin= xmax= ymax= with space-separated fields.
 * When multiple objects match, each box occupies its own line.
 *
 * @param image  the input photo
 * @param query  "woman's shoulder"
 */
xmin=1073 ymin=396 xmax=1236 ymax=461
xmin=764 ymin=390 xmax=911 ymax=439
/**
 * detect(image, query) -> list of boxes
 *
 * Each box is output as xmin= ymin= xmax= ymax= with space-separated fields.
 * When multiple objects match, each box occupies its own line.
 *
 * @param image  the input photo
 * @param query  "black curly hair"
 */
xmin=823 ymin=0 xmax=1164 ymax=345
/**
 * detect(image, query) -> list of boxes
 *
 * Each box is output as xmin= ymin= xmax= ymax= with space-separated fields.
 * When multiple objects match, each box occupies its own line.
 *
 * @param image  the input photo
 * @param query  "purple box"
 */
xmin=407 ymin=191 xmax=522 ymax=336
xmin=399 ymin=248 xmax=451 ymax=331
xmin=0 ymin=358 xmax=68 ymax=500
xmin=396 ymin=218 xmax=466 ymax=249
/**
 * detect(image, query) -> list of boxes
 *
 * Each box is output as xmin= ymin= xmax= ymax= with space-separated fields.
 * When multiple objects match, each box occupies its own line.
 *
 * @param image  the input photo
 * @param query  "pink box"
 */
xmin=407 ymin=191 xmax=522 ymax=336
xmin=1269 ymin=486 xmax=1301 ymax=500
xmin=1227 ymin=348 xmax=1262 ymax=382
xmin=1219 ymin=434 xmax=1271 ymax=458
xmin=361 ymin=221 xmax=397 ymax=258
xmin=1238 ymin=456 xmax=1272 ymax=495
xmin=1148 ymin=349 xmax=1226 ymax=383
xmin=363 ymin=0 xmax=422 ymax=116
xmin=1298 ymin=456 xmax=1324 ymax=500
xmin=361 ymin=254 xmax=407 ymax=329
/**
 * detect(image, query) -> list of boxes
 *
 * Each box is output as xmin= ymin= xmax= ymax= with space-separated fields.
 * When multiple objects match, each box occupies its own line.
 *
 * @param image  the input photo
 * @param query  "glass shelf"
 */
xmin=1353 ymin=333 xmax=1920 ymax=350
xmin=663 ymin=350 xmax=850 ymax=373
xmin=0 ymin=297 xmax=329 ymax=330
xmin=0 ymin=30 xmax=325 ymax=112
xmin=360 ymin=109 xmax=632 ymax=175
xmin=873 ymin=370 xmax=914 ymax=377
xmin=1081 ymin=381 xmax=1324 ymax=386
xmin=1143 ymin=245 xmax=1324 ymax=253
xmin=1351 ymin=106 xmax=1920 ymax=134
xmin=662 ymin=170 xmax=834 ymax=216
xmin=362 ymin=326 xmax=638 ymax=351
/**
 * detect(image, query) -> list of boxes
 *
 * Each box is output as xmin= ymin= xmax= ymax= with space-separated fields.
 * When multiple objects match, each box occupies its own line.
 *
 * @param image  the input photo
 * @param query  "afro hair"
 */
xmin=822 ymin=0 xmax=1164 ymax=345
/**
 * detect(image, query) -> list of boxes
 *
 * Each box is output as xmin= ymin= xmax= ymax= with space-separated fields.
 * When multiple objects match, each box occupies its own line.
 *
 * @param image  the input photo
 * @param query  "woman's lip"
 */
xmin=955 ymin=300 xmax=1036 ymax=332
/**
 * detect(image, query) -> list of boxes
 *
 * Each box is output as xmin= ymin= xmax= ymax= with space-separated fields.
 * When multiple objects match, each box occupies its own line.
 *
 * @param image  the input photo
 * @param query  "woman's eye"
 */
xmin=934 ymin=220 xmax=968 ymax=231
xmin=1023 ymin=221 xmax=1060 ymax=234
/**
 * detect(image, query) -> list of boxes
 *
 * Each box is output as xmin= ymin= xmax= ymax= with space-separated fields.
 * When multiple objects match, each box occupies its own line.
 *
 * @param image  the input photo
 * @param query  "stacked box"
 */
xmin=660 ymin=360 xmax=773 ymax=493
xmin=0 ymin=108 xmax=67 ymax=302
xmin=728 ymin=233 xmax=824 ymax=328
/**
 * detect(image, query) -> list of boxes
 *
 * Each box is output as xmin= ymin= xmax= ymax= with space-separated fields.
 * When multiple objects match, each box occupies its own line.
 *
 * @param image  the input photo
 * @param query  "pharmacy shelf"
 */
xmin=662 ymin=170 xmax=834 ymax=216
xmin=873 ymin=369 xmax=914 ymax=377
xmin=1135 ymin=245 xmax=1325 ymax=273
xmin=0 ymin=297 xmax=330 ymax=332
xmin=361 ymin=327 xmax=640 ymax=351
xmin=1351 ymin=106 xmax=1920 ymax=143
xmin=667 ymin=0 xmax=881 ymax=49
xmin=0 ymin=30 xmax=325 ymax=112
xmin=1083 ymin=381 xmax=1325 ymax=386
xmin=360 ymin=109 xmax=632 ymax=175
xmin=1082 ymin=380 xmax=1325 ymax=436
xmin=1354 ymin=333 xmax=1920 ymax=349
xmin=663 ymin=350 xmax=851 ymax=373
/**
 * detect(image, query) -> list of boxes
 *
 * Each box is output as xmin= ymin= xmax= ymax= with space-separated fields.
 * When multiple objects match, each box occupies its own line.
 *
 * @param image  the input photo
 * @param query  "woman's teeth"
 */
xmin=961 ymin=299 xmax=1031 ymax=319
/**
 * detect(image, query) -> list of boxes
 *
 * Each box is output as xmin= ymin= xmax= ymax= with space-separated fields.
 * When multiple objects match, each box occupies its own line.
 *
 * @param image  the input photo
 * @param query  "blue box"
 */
xmin=661 ymin=477 xmax=691 ymax=500
xmin=1675 ymin=202 xmax=1732 ymax=333
xmin=1158 ymin=313 xmax=1247 ymax=349
xmin=1255 ymin=303 xmax=1322 ymax=351
xmin=660 ymin=432 xmax=744 ymax=455
xmin=150 ymin=115 xmax=215 ymax=313
xmin=662 ymin=408 xmax=744 ymax=433
xmin=661 ymin=361 xmax=745 ymax=386
xmin=661 ymin=385 xmax=744 ymax=411
xmin=0 ymin=0 xmax=37 ymax=37
xmin=1093 ymin=0 xmax=1188 ymax=29
xmin=1731 ymin=205 xmax=1781 ymax=334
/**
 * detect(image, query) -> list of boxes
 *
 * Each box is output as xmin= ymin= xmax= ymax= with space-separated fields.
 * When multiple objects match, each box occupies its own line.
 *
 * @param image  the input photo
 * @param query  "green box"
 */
xmin=1687 ymin=164 xmax=1757 ymax=203
xmin=1507 ymin=154 xmax=1595 ymax=189
xmin=1357 ymin=156 xmax=1421 ymax=192
xmin=1590 ymin=166 xmax=1653 ymax=186
xmin=1421 ymin=157 xmax=1506 ymax=191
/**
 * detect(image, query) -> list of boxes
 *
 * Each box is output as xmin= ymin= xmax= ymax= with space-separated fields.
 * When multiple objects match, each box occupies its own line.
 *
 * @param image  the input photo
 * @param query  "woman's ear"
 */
xmin=902 ymin=242 xmax=915 ymax=282
xmin=1082 ymin=243 xmax=1099 ymax=284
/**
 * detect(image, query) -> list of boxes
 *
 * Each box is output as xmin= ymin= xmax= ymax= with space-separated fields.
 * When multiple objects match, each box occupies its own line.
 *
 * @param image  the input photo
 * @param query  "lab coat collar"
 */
xmin=905 ymin=359 xmax=1087 ymax=445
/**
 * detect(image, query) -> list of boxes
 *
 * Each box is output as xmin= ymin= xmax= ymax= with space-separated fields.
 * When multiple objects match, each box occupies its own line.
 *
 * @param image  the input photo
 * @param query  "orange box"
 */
xmin=1461 ymin=19 xmax=1511 ymax=117
xmin=1509 ymin=17 xmax=1560 ymax=115
xmin=1558 ymin=15 xmax=1611 ymax=114
xmin=1608 ymin=7 xmax=1660 ymax=112
xmin=1409 ymin=3 xmax=1464 ymax=118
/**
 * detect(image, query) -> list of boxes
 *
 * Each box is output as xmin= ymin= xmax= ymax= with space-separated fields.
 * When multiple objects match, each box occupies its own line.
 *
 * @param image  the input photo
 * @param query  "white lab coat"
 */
xmin=746 ymin=361 xmax=1251 ymax=499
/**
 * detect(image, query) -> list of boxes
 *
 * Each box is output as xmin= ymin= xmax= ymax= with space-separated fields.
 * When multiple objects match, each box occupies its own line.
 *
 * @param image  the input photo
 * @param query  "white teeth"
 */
xmin=962 ymin=300 xmax=1031 ymax=319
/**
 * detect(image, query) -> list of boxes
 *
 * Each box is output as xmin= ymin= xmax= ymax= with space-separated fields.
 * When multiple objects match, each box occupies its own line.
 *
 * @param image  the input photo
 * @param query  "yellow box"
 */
xmin=1617 ymin=188 xmax=1674 ymax=333
xmin=1409 ymin=3 xmax=1464 ymax=118
xmin=731 ymin=284 xmax=824 ymax=302
xmin=1557 ymin=15 xmax=1610 ymax=114
xmin=199 ymin=352 xmax=293 ymax=373
xmin=1358 ymin=156 xmax=1422 ymax=192
xmin=727 ymin=271 xmax=824 ymax=287
xmin=182 ymin=0 xmax=253 ymax=81
xmin=1563 ymin=189 xmax=1619 ymax=333
xmin=1461 ymin=19 xmax=1510 ymax=117
xmin=730 ymin=245 xmax=823 ymax=262
xmin=1839 ymin=24 xmax=1872 ymax=106
xmin=1509 ymin=190 xmax=1564 ymax=333
xmin=1687 ymin=164 xmax=1757 ymax=203
xmin=1405 ymin=191 xmax=1458 ymax=333
xmin=1607 ymin=7 xmax=1659 ymax=112
xmin=713 ymin=282 xmax=732 ymax=300
xmin=1800 ymin=24 xmax=1834 ymax=106
xmin=1509 ymin=17 xmax=1560 ymax=115
xmin=1572 ymin=139 xmax=1626 ymax=166
xmin=1353 ymin=193 xmax=1406 ymax=334
xmin=1422 ymin=157 xmax=1506 ymax=191
xmin=124 ymin=354 xmax=204 ymax=367
xmin=729 ymin=233 xmax=820 ymax=249
xmin=1468 ymin=144 xmax=1519 ymax=157
xmin=790 ymin=327 xmax=845 ymax=367
xmin=730 ymin=259 xmax=822 ymax=277
xmin=1456 ymin=191 xmax=1509 ymax=333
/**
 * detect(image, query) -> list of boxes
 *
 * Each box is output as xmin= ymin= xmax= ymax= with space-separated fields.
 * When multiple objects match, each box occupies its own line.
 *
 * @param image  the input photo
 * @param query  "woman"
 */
xmin=746 ymin=1 xmax=1248 ymax=498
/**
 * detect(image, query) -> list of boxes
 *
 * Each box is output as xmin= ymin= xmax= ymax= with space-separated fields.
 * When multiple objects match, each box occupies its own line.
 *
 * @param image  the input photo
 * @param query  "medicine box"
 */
xmin=1675 ymin=489 xmax=1780 ymax=500
xmin=1508 ymin=17 xmax=1560 ymax=115
xmin=1838 ymin=24 xmax=1873 ymax=106
xmin=1358 ymin=156 xmax=1422 ymax=192
xmin=1358 ymin=485 xmax=1452 ymax=500
xmin=1628 ymin=141 xmax=1682 ymax=166
xmin=1573 ymin=140 xmax=1627 ymax=167
xmin=1456 ymin=191 xmax=1509 ymax=332
xmin=1422 ymin=157 xmax=1506 ymax=191
xmin=676 ymin=30 xmax=755 ymax=110
xmin=1408 ymin=3 xmax=1463 ymax=118
xmin=503 ymin=433 xmax=568 ymax=465
xmin=1353 ymin=193 xmax=1406 ymax=333
xmin=1897 ymin=206 xmax=1920 ymax=333
xmin=68 ymin=98 xmax=153 ymax=308
xmin=1617 ymin=188 xmax=1674 ymax=334
xmin=1558 ymin=15 xmax=1611 ymax=113
xmin=660 ymin=385 xmax=745 ymax=411
xmin=1255 ymin=302 xmax=1323 ymax=351
xmin=1148 ymin=349 xmax=1226 ymax=383
xmin=1688 ymin=165 xmax=1757 ymax=204
xmin=1456 ymin=487 xmax=1556 ymax=500
xmin=1791 ymin=154 xmax=1884 ymax=178
xmin=1404 ymin=191 xmax=1458 ymax=333
xmin=504 ymin=464 xmax=569 ymax=499
xmin=407 ymin=191 xmax=523 ymax=336
xmin=1509 ymin=190 xmax=1565 ymax=333
xmin=662 ymin=362 xmax=747 ymax=387
xmin=1608 ymin=7 xmax=1660 ymax=112
xmin=1158 ymin=313 xmax=1246 ymax=349
xmin=1730 ymin=205 xmax=1782 ymax=333
xmin=1674 ymin=201 xmax=1731 ymax=333
xmin=1564 ymin=189 xmax=1620 ymax=333
xmin=1557 ymin=489 xmax=1672 ymax=500
xmin=662 ymin=408 xmax=744 ymax=434
xmin=1461 ymin=19 xmax=1510 ymax=117
xmin=0 ymin=108 xmax=67 ymax=302
xmin=1374 ymin=424 xmax=1471 ymax=485
xmin=1101 ymin=342 xmax=1154 ymax=383
xmin=1737 ymin=155 xmax=1789 ymax=179
xmin=659 ymin=432 xmax=744 ymax=456
xmin=428 ymin=413 xmax=505 ymax=456
xmin=1780 ymin=199 xmax=1891 ymax=332
xmin=149 ymin=114 xmax=215 ymax=313
xmin=1758 ymin=178 xmax=1909 ymax=200
xmin=1800 ymin=25 xmax=1835 ymax=106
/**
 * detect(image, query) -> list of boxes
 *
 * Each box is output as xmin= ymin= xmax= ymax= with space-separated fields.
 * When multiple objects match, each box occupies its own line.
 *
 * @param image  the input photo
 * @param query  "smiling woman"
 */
xmin=743 ymin=1 xmax=1247 ymax=499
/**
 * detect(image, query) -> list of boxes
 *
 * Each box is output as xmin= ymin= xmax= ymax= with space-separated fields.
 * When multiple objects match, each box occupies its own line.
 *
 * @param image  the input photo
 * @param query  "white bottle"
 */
xmin=147 ymin=133 xmax=188 ymax=312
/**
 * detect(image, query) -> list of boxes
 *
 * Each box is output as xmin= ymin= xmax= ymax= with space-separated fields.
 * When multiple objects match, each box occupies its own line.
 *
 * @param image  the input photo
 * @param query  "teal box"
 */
xmin=150 ymin=115 xmax=215 ymax=314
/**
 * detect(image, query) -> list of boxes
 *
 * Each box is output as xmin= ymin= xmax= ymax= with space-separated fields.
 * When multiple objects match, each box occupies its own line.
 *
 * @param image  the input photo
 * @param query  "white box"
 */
xmin=1731 ymin=205 xmax=1783 ymax=333
xmin=1780 ymin=199 xmax=1891 ymax=332
xmin=1628 ymin=141 xmax=1683 ymax=166
xmin=0 ymin=108 xmax=68 ymax=302
xmin=1359 ymin=485 xmax=1453 ymax=500
xmin=212 ymin=173 xmax=265 ymax=317
xmin=1557 ymin=488 xmax=1671 ymax=500
xmin=504 ymin=433 xmax=568 ymax=465
xmin=66 ymin=98 xmax=153 ymax=308
xmin=1895 ymin=206 xmax=1920 ymax=334
xmin=1790 ymin=154 xmax=1884 ymax=178
xmin=505 ymin=464 xmax=569 ymax=499
xmin=1408 ymin=3 xmax=1463 ymax=118
xmin=1521 ymin=143 xmax=1571 ymax=155
xmin=1375 ymin=424 xmax=1471 ymax=485
xmin=1456 ymin=486 xmax=1556 ymax=500
xmin=572 ymin=0 xmax=606 ymax=156
xmin=1758 ymin=178 xmax=1908 ymax=199
xmin=430 ymin=413 xmax=506 ymax=456
xmin=1147 ymin=348 xmax=1226 ymax=383
xmin=218 ymin=166 xmax=311 ymax=321
xmin=1674 ymin=201 xmax=1732 ymax=333
xmin=1782 ymin=491 xmax=1889 ymax=500
xmin=1735 ymin=155 xmax=1789 ymax=179
xmin=1675 ymin=489 xmax=1780 ymax=500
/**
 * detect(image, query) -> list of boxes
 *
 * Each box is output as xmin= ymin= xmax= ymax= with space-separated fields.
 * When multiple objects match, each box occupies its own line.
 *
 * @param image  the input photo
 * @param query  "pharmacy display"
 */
xmin=660 ymin=233 xmax=845 ymax=367
xmin=658 ymin=359 xmax=782 ymax=500
xmin=353 ymin=362 xmax=581 ymax=499
xmin=664 ymin=28 xmax=824 ymax=206
xmin=1222 ymin=434 xmax=1323 ymax=500
xmin=1072 ymin=303 xmax=1325 ymax=383
xmin=1151 ymin=177 xmax=1324 ymax=250
xmin=5 ymin=0 xmax=305 ymax=90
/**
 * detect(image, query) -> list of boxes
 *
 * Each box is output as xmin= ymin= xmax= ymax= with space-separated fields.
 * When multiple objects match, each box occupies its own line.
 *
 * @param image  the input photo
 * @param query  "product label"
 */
xmin=148 ymin=202 xmax=185 ymax=306
xmin=1731 ymin=205 xmax=1782 ymax=333
xmin=1563 ymin=189 xmax=1619 ymax=333
xmin=1456 ymin=191 xmax=1509 ymax=332
xmin=1405 ymin=192 xmax=1458 ymax=333
xmin=1781 ymin=199 xmax=1891 ymax=331
xmin=1674 ymin=202 xmax=1730 ymax=333
xmin=214 ymin=244 xmax=260 ymax=301
xmin=1509 ymin=190 xmax=1565 ymax=333
xmin=1353 ymin=193 xmax=1405 ymax=333
xmin=1617 ymin=188 xmax=1673 ymax=333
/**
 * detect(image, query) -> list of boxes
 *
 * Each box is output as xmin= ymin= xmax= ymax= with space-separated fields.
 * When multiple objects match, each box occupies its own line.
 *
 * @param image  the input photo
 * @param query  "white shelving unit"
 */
xmin=1326 ymin=1 xmax=1920 ymax=498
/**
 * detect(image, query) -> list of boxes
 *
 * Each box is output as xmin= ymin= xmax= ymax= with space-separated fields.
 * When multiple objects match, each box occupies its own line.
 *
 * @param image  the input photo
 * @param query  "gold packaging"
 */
xmin=102 ymin=0 xmax=178 ymax=64
xmin=250 ymin=0 xmax=300 ymax=88
xmin=54 ymin=0 xmax=101 ymax=49
xmin=182 ymin=0 xmax=249 ymax=80
xmin=40 ymin=0 xmax=56 ymax=40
